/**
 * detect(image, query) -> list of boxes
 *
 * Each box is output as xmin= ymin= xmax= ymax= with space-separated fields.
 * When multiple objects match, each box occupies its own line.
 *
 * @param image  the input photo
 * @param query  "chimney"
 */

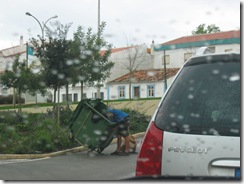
xmin=150 ymin=40 xmax=155 ymax=55
xmin=20 ymin=35 xmax=24 ymax=46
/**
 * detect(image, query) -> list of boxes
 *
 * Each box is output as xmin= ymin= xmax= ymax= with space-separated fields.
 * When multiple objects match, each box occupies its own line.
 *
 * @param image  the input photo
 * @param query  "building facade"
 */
xmin=106 ymin=30 xmax=240 ymax=100
xmin=0 ymin=30 xmax=240 ymax=103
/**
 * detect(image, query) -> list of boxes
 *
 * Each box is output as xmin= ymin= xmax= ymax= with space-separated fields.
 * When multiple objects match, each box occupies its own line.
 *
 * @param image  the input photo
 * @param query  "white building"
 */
xmin=107 ymin=68 xmax=179 ymax=100
xmin=107 ymin=30 xmax=240 ymax=100
xmin=0 ymin=36 xmax=46 ymax=103
xmin=0 ymin=30 xmax=240 ymax=103
xmin=58 ymin=44 xmax=153 ymax=101
xmin=151 ymin=30 xmax=240 ymax=70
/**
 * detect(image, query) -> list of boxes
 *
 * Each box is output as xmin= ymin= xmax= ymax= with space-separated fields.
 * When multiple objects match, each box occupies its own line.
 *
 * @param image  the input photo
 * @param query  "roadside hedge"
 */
xmin=0 ymin=108 xmax=149 ymax=154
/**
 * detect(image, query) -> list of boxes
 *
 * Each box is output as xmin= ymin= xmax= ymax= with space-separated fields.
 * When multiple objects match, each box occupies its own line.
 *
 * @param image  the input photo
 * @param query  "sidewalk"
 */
xmin=22 ymin=99 xmax=160 ymax=116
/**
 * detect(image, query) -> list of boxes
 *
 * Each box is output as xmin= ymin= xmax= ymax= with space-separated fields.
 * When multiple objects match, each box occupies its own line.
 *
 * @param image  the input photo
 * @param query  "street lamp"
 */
xmin=25 ymin=12 xmax=58 ymax=39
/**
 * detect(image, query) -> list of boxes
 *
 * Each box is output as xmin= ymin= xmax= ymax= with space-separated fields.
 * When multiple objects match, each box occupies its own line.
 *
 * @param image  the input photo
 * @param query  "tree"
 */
xmin=115 ymin=43 xmax=150 ymax=100
xmin=30 ymin=21 xmax=73 ymax=125
xmin=0 ymin=55 xmax=45 ymax=111
xmin=191 ymin=24 xmax=221 ymax=35
xmin=31 ymin=22 xmax=72 ymax=104
xmin=70 ymin=22 xmax=114 ymax=100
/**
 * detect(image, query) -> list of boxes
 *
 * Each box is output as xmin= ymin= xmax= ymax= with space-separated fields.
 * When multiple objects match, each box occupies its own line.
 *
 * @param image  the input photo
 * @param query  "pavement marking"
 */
xmin=0 ymin=157 xmax=50 ymax=165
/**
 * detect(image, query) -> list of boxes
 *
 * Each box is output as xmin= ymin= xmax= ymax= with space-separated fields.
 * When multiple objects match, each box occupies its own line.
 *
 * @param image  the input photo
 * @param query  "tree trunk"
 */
xmin=80 ymin=81 xmax=84 ymax=100
xmin=57 ymin=88 xmax=60 ymax=126
xmin=65 ymin=83 xmax=69 ymax=109
xmin=129 ymin=81 xmax=132 ymax=101
xmin=129 ymin=72 xmax=133 ymax=101
xmin=12 ymin=88 xmax=16 ymax=108
xmin=53 ymin=88 xmax=57 ymax=104
xmin=17 ymin=89 xmax=22 ymax=112
xmin=53 ymin=88 xmax=57 ymax=120
xmin=97 ymin=81 xmax=101 ymax=99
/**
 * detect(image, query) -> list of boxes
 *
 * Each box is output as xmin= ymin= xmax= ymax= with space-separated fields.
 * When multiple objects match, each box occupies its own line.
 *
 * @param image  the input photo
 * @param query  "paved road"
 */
xmin=0 ymin=137 xmax=143 ymax=181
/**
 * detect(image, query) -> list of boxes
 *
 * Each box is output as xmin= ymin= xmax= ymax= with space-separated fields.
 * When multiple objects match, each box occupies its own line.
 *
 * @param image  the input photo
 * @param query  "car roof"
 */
xmin=185 ymin=52 xmax=240 ymax=67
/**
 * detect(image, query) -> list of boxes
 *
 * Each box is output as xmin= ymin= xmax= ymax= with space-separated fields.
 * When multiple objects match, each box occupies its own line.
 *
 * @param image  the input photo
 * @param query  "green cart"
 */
xmin=69 ymin=99 xmax=117 ymax=153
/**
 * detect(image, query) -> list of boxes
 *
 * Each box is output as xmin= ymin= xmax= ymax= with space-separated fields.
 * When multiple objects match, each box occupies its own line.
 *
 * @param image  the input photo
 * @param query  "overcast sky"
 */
xmin=0 ymin=0 xmax=241 ymax=50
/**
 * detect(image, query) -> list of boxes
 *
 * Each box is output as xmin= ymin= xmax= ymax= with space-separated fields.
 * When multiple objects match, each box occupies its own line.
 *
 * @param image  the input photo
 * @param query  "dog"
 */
xmin=121 ymin=134 xmax=137 ymax=153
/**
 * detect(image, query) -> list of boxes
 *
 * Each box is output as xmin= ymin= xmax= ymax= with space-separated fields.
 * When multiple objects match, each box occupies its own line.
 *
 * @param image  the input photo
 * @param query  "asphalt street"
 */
xmin=0 ymin=137 xmax=143 ymax=181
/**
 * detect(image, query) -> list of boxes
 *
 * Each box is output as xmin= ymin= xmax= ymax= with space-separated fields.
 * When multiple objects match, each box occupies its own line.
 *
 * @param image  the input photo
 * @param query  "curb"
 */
xmin=0 ymin=132 xmax=145 ymax=160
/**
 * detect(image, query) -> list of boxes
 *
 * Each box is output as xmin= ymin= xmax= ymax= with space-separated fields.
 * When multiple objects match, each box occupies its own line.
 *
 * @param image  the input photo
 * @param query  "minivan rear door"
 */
xmin=154 ymin=53 xmax=240 ymax=177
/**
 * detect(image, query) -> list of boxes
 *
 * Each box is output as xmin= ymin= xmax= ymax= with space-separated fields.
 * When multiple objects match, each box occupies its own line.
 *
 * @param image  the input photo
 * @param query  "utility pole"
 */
xmin=96 ymin=0 xmax=101 ymax=99
xmin=98 ymin=0 xmax=100 ymax=32
xmin=163 ymin=50 xmax=167 ymax=91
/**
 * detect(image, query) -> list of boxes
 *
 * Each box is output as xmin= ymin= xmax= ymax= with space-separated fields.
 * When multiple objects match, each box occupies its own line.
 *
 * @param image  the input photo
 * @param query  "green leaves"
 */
xmin=191 ymin=24 xmax=221 ymax=35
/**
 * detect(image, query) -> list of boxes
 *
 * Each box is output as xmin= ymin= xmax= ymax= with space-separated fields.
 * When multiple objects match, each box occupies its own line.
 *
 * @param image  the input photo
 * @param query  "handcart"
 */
xmin=69 ymin=99 xmax=117 ymax=153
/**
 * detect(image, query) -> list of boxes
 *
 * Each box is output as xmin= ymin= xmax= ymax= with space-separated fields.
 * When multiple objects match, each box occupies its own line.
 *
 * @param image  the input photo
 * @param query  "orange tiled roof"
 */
xmin=161 ymin=30 xmax=240 ymax=46
xmin=108 ymin=68 xmax=180 ymax=83
xmin=100 ymin=46 xmax=135 ymax=56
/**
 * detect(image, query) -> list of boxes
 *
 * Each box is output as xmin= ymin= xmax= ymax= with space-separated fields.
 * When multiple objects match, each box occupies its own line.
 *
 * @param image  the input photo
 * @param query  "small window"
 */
xmin=73 ymin=93 xmax=78 ymax=102
xmin=147 ymin=85 xmax=155 ymax=97
xmin=62 ymin=94 xmax=72 ymax=102
xmin=118 ymin=86 xmax=125 ymax=98
xmin=208 ymin=46 xmax=216 ymax=52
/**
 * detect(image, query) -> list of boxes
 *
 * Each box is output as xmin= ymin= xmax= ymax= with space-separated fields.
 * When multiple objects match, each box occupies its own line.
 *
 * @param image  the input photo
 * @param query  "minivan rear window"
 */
xmin=155 ymin=55 xmax=240 ymax=136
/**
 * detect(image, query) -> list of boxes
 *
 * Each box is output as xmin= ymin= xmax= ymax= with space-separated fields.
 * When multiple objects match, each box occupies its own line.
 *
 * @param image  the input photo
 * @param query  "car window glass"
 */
xmin=155 ymin=58 xmax=240 ymax=136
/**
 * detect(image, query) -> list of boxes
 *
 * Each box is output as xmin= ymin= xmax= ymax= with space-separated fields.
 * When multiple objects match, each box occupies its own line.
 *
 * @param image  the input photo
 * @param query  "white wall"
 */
xmin=152 ymin=44 xmax=240 ymax=70
xmin=106 ymin=44 xmax=153 ymax=82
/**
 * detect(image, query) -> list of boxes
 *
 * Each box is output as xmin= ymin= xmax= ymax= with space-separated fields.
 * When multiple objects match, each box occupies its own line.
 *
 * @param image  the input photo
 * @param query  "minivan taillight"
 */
xmin=136 ymin=121 xmax=163 ymax=176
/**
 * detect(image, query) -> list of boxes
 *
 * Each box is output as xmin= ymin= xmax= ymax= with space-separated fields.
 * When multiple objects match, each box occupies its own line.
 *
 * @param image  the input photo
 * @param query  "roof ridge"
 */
xmin=161 ymin=30 xmax=240 ymax=46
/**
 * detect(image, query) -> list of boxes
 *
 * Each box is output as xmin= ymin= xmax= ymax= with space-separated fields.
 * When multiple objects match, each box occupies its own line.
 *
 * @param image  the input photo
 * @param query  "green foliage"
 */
xmin=0 ymin=112 xmax=78 ymax=154
xmin=0 ymin=55 xmax=45 ymax=109
xmin=0 ymin=107 xmax=149 ymax=154
xmin=70 ymin=22 xmax=114 ymax=99
xmin=0 ymin=95 xmax=25 ymax=104
xmin=192 ymin=24 xmax=221 ymax=35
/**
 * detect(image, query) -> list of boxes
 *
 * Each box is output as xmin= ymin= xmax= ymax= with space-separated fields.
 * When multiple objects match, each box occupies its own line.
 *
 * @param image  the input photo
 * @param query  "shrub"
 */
xmin=0 ymin=95 xmax=25 ymax=104
xmin=0 ymin=107 xmax=148 ymax=154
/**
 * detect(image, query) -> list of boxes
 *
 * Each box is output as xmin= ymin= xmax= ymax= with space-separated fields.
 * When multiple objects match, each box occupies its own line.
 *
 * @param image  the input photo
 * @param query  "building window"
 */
xmin=118 ymin=86 xmax=125 ymax=98
xmin=162 ymin=55 xmax=170 ymax=65
xmin=83 ymin=93 xmax=87 ymax=99
xmin=100 ymin=92 xmax=104 ymax=100
xmin=208 ymin=46 xmax=215 ymax=53
xmin=62 ymin=94 xmax=72 ymax=102
xmin=184 ymin=52 xmax=193 ymax=62
xmin=92 ymin=92 xmax=104 ymax=99
xmin=147 ymin=85 xmax=155 ymax=97
xmin=73 ymin=93 xmax=78 ymax=102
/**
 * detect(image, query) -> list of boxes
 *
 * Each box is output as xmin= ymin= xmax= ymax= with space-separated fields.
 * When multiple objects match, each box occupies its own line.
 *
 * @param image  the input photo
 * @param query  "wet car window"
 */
xmin=0 ymin=0 xmax=240 ymax=181
xmin=155 ymin=54 xmax=240 ymax=136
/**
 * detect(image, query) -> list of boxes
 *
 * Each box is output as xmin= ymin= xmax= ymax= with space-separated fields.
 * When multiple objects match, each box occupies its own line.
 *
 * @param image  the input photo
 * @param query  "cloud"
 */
xmin=0 ymin=0 xmax=240 ymax=49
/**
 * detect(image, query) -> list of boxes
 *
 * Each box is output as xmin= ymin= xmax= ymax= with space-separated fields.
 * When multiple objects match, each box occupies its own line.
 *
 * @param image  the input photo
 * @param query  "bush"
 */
xmin=0 ymin=107 xmax=149 ymax=154
xmin=0 ymin=112 xmax=78 ymax=154
xmin=0 ymin=95 xmax=25 ymax=104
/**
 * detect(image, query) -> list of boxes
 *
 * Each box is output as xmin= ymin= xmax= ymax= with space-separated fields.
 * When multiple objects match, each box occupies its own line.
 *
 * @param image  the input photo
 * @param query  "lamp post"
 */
xmin=25 ymin=12 xmax=58 ymax=39
xmin=25 ymin=12 xmax=58 ymax=104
